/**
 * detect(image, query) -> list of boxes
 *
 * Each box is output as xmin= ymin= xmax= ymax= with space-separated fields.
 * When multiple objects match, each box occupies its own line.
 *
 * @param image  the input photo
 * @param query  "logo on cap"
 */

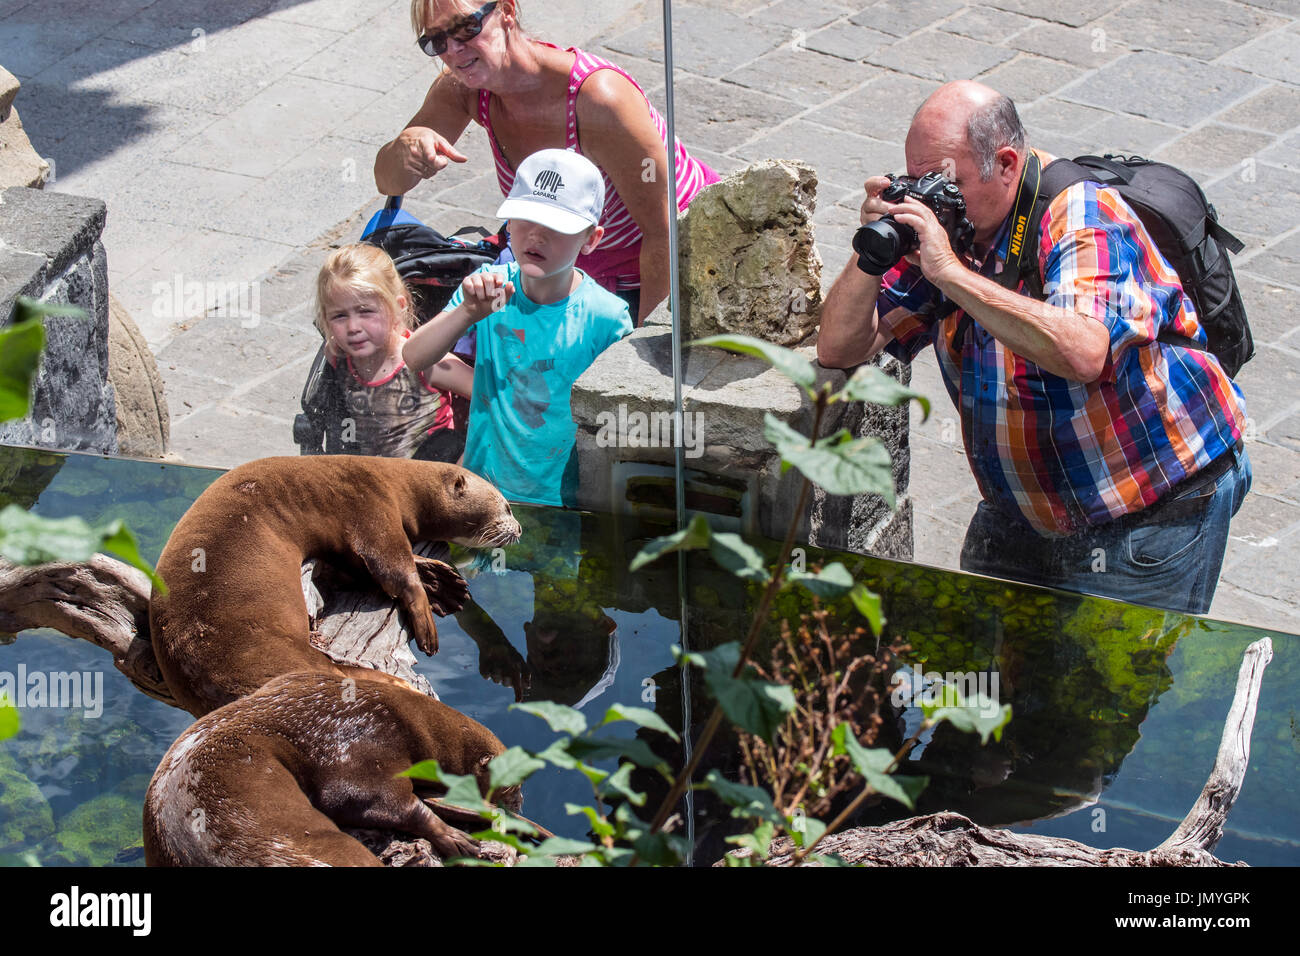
xmin=533 ymin=169 xmax=564 ymax=201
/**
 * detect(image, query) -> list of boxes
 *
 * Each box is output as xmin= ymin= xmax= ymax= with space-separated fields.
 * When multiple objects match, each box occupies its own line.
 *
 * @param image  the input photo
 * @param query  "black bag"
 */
xmin=360 ymin=195 xmax=507 ymax=321
xmin=1027 ymin=155 xmax=1253 ymax=377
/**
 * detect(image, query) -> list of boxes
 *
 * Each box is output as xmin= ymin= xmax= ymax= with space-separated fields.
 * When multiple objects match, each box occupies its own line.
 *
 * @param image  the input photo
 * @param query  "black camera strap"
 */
xmin=948 ymin=152 xmax=1045 ymax=349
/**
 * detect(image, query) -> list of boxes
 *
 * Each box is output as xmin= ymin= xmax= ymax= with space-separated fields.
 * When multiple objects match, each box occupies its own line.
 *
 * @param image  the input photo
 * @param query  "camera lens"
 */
xmin=853 ymin=216 xmax=918 ymax=275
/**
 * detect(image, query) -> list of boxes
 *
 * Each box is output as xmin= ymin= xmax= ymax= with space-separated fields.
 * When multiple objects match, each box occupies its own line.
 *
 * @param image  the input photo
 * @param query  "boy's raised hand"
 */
xmin=459 ymin=271 xmax=515 ymax=323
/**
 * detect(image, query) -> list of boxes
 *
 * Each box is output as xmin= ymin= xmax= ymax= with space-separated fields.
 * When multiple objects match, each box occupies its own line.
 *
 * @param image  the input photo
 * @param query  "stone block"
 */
xmin=1066 ymin=52 xmax=1262 ymax=128
xmin=866 ymin=31 xmax=1015 ymax=83
xmin=678 ymin=160 xmax=822 ymax=347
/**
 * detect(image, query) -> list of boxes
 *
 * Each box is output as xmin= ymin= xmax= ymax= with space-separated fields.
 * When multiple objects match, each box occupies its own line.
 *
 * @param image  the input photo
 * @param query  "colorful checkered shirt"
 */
xmin=879 ymin=161 xmax=1247 ymax=537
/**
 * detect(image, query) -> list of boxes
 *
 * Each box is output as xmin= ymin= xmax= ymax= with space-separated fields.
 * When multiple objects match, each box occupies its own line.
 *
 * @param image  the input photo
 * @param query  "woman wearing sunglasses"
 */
xmin=374 ymin=0 xmax=719 ymax=325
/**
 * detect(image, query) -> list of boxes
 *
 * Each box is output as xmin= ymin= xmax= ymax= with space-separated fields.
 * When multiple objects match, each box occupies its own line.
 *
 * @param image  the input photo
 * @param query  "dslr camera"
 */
xmin=853 ymin=172 xmax=975 ymax=275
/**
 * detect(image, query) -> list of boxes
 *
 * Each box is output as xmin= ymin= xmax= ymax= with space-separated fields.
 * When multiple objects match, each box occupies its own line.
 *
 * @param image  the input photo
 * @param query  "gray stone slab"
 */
xmin=0 ymin=187 xmax=106 ymax=277
xmin=735 ymin=120 xmax=901 ymax=193
xmin=100 ymin=16 xmax=340 ymax=114
xmin=802 ymin=72 xmax=936 ymax=144
xmin=1207 ymin=581 xmax=1300 ymax=635
xmin=420 ymin=171 xmax=511 ymax=223
xmin=97 ymin=216 xmax=191 ymax=285
xmin=847 ymin=0 xmax=966 ymax=38
xmin=199 ymin=135 xmax=394 ymax=247
xmin=940 ymin=6 xmax=1037 ymax=43
xmin=982 ymin=0 xmax=1126 ymax=27
xmin=814 ymin=199 xmax=868 ymax=272
xmin=1086 ymin=113 xmax=1185 ymax=156
xmin=171 ymin=74 xmax=381 ymax=178
xmin=1237 ymin=232 xmax=1300 ymax=286
xmin=0 ymin=0 xmax=155 ymax=77
xmin=1206 ymin=161 xmax=1300 ymax=244
xmin=1216 ymin=85 xmax=1300 ymax=134
xmin=169 ymin=404 xmax=297 ymax=467
xmin=1267 ymin=410 xmax=1300 ymax=453
xmin=230 ymin=352 xmax=318 ymax=422
xmin=604 ymin=4 xmax=787 ymax=78
xmin=723 ymin=46 xmax=883 ymax=104
xmin=266 ymin=0 xmax=384 ymax=34
xmin=102 ymin=0 xmax=281 ymax=49
xmin=803 ymin=22 xmax=894 ymax=61
xmin=337 ymin=67 xmax=446 ymax=147
xmin=1258 ymin=133 xmax=1300 ymax=173
xmin=866 ymin=30 xmax=1016 ymax=83
xmin=1232 ymin=344 xmax=1300 ymax=429
xmin=683 ymin=144 xmax=744 ymax=178
xmin=158 ymin=365 xmax=234 ymax=423
xmin=62 ymin=157 xmax=257 ymax=235
xmin=1236 ymin=438 xmax=1300 ymax=500
xmin=669 ymin=75 xmax=803 ymax=154
xmin=1094 ymin=0 xmax=1287 ymax=62
xmin=1153 ymin=125 xmax=1277 ymax=179
xmin=975 ymin=54 xmax=1085 ymax=104
xmin=291 ymin=2 xmax=429 ymax=94
xmin=156 ymin=310 xmax=320 ymax=390
xmin=0 ymin=246 xmax=46 ymax=319
xmin=1064 ymin=52 xmax=1262 ymax=128
xmin=1019 ymin=97 xmax=1111 ymax=136
xmin=1218 ymin=27 xmax=1300 ymax=85
xmin=1235 ymin=273 xmax=1299 ymax=345
xmin=759 ymin=0 xmax=859 ymax=31
xmin=1012 ymin=21 xmax=1129 ymax=67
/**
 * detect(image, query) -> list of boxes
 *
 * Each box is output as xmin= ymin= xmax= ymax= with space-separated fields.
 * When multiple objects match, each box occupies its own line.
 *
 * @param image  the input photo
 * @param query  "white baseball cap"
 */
xmin=496 ymin=148 xmax=605 ymax=235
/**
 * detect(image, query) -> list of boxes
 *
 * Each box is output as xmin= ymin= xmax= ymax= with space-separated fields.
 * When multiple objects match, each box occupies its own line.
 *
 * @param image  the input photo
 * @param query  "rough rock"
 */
xmin=0 ymin=69 xmax=50 ymax=189
xmin=108 ymin=294 xmax=170 ymax=458
xmin=679 ymin=160 xmax=823 ymax=347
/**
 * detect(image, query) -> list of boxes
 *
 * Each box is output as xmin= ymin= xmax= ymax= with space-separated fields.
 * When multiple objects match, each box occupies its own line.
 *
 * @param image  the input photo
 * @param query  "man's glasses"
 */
xmin=417 ymin=2 xmax=499 ymax=57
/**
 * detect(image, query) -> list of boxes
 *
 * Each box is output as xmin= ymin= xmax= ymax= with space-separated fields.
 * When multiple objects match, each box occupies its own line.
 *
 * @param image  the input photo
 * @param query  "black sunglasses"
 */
xmin=418 ymin=2 xmax=499 ymax=57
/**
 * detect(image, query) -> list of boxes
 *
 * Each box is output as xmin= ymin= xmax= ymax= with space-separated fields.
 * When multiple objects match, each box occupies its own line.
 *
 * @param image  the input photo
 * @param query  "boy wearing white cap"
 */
xmin=404 ymin=148 xmax=634 ymax=507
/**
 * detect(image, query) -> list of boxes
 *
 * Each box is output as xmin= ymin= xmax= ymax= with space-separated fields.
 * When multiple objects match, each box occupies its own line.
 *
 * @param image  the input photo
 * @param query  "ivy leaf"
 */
xmin=0 ymin=701 xmax=18 ymax=741
xmin=467 ymin=831 xmax=531 ymax=853
xmin=534 ymin=737 xmax=579 ymax=770
xmin=601 ymin=703 xmax=680 ymax=743
xmin=920 ymin=683 xmax=1013 ymax=744
xmin=831 ymin=722 xmax=926 ymax=811
xmin=532 ymin=836 xmax=600 ymax=857
xmin=482 ymin=811 xmax=539 ymax=838
xmin=708 ymin=531 xmax=771 ymax=584
xmin=488 ymin=746 xmax=546 ymax=791
xmin=596 ymin=762 xmax=646 ymax=807
xmin=703 ymin=770 xmax=783 ymax=826
xmin=725 ymin=820 xmax=777 ymax=860
xmin=566 ymin=803 xmax=616 ymax=841
xmin=787 ymin=814 xmax=828 ymax=850
xmin=840 ymin=365 xmax=931 ymax=422
xmin=398 ymin=760 xmax=491 ymax=815
xmin=789 ymin=561 xmax=854 ymax=597
xmin=765 ymin=415 xmax=896 ymax=503
xmin=850 ymin=583 xmax=884 ymax=637
xmin=808 ymin=853 xmax=854 ymax=867
xmin=631 ymin=829 xmax=689 ymax=866
xmin=0 ymin=509 xmax=166 ymax=594
xmin=629 ymin=513 xmax=712 ymax=572
xmin=567 ymin=735 xmax=666 ymax=770
xmin=675 ymin=643 xmax=796 ymax=743
xmin=401 ymin=759 xmax=444 ymax=783
xmin=0 ymin=317 xmax=45 ymax=422
xmin=510 ymin=700 xmax=587 ymax=736
xmin=690 ymin=334 xmax=816 ymax=393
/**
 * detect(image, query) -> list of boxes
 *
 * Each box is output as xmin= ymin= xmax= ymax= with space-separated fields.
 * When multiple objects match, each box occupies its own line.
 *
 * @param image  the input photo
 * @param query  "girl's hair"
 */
xmin=315 ymin=244 xmax=415 ymax=338
xmin=410 ymin=0 xmax=523 ymax=38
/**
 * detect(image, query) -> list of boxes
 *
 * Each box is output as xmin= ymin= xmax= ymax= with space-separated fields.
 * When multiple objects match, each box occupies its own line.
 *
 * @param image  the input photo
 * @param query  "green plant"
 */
xmin=0 ymin=298 xmax=163 ymax=591
xmin=406 ymin=334 xmax=1010 ymax=866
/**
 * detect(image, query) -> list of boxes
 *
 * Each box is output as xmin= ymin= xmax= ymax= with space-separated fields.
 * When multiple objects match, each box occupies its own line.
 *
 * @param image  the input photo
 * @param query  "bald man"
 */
xmin=817 ymin=81 xmax=1249 ymax=615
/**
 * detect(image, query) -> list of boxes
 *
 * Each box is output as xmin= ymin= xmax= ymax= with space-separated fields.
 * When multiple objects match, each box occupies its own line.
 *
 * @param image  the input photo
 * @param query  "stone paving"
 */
xmin=8 ymin=0 xmax=1300 ymax=633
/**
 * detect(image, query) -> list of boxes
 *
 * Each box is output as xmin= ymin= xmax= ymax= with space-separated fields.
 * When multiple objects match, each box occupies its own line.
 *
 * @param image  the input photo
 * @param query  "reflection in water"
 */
xmin=0 ymin=445 xmax=1297 ymax=865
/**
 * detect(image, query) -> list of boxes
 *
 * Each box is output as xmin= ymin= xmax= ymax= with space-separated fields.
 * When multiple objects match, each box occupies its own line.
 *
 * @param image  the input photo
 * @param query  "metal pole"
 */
xmin=661 ymin=0 xmax=693 ymax=865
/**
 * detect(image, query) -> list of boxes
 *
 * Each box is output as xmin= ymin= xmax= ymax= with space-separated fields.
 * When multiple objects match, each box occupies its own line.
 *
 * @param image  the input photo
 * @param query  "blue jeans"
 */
xmin=959 ymin=448 xmax=1252 ymax=615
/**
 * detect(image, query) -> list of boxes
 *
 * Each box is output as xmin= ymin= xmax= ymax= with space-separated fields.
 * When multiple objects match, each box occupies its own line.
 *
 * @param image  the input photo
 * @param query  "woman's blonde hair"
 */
xmin=315 ymin=244 xmax=415 ymax=339
xmin=410 ymin=0 xmax=521 ymax=37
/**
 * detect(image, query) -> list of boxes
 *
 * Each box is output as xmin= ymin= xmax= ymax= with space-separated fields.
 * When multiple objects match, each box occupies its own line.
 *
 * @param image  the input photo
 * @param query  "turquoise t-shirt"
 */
xmin=448 ymin=263 xmax=633 ymax=507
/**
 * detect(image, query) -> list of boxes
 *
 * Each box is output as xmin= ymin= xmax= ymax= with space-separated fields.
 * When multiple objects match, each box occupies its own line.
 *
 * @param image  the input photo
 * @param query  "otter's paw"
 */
xmin=431 ymin=824 xmax=481 ymax=862
xmin=414 ymin=557 xmax=471 ymax=616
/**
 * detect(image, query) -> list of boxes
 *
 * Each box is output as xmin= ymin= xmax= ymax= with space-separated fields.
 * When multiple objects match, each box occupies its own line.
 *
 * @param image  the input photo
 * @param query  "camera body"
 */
xmin=852 ymin=172 xmax=976 ymax=275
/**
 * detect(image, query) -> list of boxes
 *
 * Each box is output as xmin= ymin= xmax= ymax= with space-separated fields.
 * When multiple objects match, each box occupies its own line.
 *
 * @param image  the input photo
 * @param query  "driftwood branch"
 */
xmin=0 ymin=555 xmax=175 ymax=706
xmin=745 ymin=637 xmax=1274 ymax=867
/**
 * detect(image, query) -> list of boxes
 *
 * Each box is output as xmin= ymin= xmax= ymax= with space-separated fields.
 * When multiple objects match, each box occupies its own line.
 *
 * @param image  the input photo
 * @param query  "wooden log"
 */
xmin=746 ymin=637 xmax=1273 ymax=867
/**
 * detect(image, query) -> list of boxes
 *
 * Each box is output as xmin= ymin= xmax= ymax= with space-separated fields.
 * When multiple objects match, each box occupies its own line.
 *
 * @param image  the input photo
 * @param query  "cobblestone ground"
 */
xmin=8 ymin=0 xmax=1299 ymax=632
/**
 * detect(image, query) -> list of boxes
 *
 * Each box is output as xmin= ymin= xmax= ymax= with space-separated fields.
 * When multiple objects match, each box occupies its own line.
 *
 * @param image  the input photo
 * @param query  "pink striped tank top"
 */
xmin=476 ymin=44 xmax=718 ymax=293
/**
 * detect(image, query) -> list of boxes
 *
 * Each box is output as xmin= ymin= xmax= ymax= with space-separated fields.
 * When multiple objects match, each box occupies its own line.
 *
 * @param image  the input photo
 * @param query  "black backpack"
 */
xmin=1018 ymin=155 xmax=1253 ymax=377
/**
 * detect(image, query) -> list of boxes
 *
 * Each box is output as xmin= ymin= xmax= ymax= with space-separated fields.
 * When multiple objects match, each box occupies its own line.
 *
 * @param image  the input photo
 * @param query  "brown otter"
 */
xmin=149 ymin=455 xmax=522 ymax=717
xmin=142 ymin=672 xmax=522 ymax=866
